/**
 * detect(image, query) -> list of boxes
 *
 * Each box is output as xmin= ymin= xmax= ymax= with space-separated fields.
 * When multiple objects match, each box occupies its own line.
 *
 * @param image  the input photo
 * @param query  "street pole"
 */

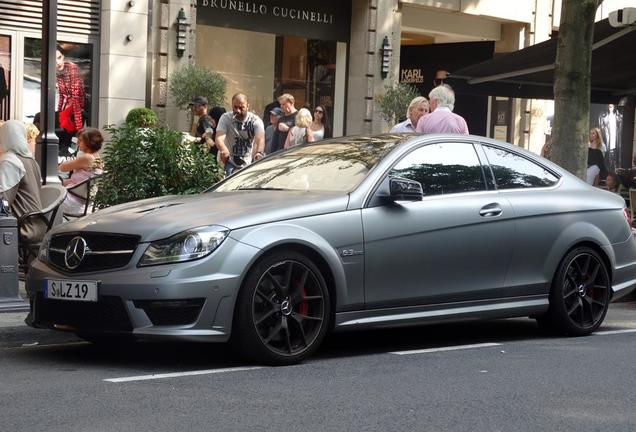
xmin=35 ymin=0 xmax=60 ymax=185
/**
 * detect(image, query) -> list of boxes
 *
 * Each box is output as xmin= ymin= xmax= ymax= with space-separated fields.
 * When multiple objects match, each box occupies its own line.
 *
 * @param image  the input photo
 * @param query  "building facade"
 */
xmin=0 ymin=0 xmax=633 ymax=159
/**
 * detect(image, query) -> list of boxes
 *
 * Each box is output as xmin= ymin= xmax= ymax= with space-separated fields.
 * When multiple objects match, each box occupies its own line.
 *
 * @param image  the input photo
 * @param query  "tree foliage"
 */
xmin=550 ymin=0 xmax=603 ymax=179
xmin=94 ymin=123 xmax=223 ymax=208
xmin=375 ymin=83 xmax=420 ymax=126
xmin=168 ymin=65 xmax=227 ymax=112
xmin=125 ymin=108 xmax=158 ymax=128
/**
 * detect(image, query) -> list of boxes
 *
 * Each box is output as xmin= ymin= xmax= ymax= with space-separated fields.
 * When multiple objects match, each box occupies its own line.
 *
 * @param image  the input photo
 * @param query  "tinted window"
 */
xmin=482 ymin=146 xmax=559 ymax=189
xmin=390 ymin=142 xmax=486 ymax=196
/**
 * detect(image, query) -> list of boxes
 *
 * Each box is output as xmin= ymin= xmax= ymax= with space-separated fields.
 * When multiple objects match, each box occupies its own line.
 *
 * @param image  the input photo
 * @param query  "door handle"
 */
xmin=479 ymin=204 xmax=503 ymax=217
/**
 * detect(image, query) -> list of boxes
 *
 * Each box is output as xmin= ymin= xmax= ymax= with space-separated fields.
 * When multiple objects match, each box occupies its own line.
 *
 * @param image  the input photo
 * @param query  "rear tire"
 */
xmin=541 ymin=247 xmax=610 ymax=336
xmin=232 ymin=250 xmax=331 ymax=366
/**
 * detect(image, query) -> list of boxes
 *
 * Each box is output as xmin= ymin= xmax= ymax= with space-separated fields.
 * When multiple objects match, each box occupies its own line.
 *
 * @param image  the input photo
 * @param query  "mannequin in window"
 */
xmin=599 ymin=104 xmax=623 ymax=172
xmin=56 ymin=47 xmax=85 ymax=135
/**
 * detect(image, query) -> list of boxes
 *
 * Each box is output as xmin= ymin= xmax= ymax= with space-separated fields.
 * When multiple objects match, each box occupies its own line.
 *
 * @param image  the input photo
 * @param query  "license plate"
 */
xmin=44 ymin=279 xmax=99 ymax=302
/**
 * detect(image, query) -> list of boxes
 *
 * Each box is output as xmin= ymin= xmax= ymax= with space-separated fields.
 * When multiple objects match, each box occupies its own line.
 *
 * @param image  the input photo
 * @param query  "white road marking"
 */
xmin=390 ymin=342 xmax=502 ymax=356
xmin=103 ymin=366 xmax=263 ymax=383
xmin=3 ymin=341 xmax=88 ymax=351
xmin=594 ymin=329 xmax=636 ymax=336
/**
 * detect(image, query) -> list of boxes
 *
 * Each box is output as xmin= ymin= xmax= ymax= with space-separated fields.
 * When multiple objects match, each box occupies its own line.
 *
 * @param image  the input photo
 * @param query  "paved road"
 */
xmin=2 ymin=303 xmax=636 ymax=432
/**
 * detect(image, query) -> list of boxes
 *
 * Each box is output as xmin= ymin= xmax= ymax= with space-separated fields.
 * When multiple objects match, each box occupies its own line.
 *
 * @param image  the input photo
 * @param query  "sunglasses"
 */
xmin=314 ymin=109 xmax=324 ymax=114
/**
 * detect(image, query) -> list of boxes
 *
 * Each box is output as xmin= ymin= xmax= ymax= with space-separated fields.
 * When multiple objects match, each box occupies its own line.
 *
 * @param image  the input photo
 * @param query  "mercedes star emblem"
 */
xmin=65 ymin=236 xmax=88 ymax=270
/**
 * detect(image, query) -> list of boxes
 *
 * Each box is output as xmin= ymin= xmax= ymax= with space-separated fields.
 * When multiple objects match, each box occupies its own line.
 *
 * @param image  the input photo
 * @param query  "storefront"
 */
xmin=0 ymin=0 xmax=100 ymax=129
xmin=195 ymin=0 xmax=351 ymax=136
xmin=399 ymin=41 xmax=495 ymax=137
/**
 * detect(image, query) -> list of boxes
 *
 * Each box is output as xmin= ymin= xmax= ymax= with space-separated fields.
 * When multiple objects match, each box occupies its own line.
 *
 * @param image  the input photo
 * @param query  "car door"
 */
xmin=362 ymin=141 xmax=516 ymax=309
xmin=479 ymin=144 xmax=561 ymax=297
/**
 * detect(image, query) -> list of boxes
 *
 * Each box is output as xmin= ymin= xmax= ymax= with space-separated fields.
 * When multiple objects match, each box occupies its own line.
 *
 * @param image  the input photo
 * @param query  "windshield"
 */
xmin=213 ymin=136 xmax=402 ymax=193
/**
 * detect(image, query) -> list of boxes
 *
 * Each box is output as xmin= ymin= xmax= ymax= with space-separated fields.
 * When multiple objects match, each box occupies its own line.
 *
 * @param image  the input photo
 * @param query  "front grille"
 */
xmin=49 ymin=232 xmax=140 ymax=273
xmin=33 ymin=292 xmax=132 ymax=332
xmin=133 ymin=298 xmax=205 ymax=326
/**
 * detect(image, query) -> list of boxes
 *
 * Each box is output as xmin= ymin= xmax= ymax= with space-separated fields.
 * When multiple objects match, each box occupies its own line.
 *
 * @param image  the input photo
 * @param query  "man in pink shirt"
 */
xmin=416 ymin=84 xmax=469 ymax=135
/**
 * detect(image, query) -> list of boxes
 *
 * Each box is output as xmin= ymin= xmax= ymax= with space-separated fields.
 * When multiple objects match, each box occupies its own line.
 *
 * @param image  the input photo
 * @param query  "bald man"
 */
xmin=215 ymin=93 xmax=265 ymax=176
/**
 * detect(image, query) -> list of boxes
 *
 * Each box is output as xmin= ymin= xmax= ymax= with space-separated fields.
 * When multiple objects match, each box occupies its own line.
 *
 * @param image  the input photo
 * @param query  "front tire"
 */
xmin=542 ymin=247 xmax=611 ymax=335
xmin=232 ymin=251 xmax=331 ymax=365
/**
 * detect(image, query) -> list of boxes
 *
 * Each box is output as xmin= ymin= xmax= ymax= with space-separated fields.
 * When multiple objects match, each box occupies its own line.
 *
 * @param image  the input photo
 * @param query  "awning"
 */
xmin=448 ymin=18 xmax=636 ymax=103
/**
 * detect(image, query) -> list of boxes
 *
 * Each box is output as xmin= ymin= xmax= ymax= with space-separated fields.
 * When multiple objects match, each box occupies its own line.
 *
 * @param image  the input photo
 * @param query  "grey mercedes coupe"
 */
xmin=26 ymin=134 xmax=636 ymax=365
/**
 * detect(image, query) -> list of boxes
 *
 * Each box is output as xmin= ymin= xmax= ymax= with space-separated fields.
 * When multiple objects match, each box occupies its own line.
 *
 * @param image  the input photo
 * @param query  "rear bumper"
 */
xmin=605 ymin=235 xmax=636 ymax=301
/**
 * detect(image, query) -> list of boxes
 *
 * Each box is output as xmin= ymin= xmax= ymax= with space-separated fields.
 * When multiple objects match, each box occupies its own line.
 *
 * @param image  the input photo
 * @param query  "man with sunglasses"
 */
xmin=215 ymin=93 xmax=265 ymax=176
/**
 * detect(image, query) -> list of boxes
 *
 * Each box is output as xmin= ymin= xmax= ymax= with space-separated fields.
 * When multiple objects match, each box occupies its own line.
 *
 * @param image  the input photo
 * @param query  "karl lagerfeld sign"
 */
xmin=197 ymin=0 xmax=351 ymax=42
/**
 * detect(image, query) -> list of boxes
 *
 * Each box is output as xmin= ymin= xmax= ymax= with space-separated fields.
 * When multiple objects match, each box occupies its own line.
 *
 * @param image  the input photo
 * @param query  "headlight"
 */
xmin=138 ymin=226 xmax=229 ymax=267
xmin=38 ymin=233 xmax=51 ymax=263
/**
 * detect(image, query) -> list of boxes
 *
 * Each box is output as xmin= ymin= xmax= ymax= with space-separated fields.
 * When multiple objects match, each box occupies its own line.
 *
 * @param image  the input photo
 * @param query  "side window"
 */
xmin=390 ymin=142 xmax=486 ymax=196
xmin=482 ymin=145 xmax=559 ymax=189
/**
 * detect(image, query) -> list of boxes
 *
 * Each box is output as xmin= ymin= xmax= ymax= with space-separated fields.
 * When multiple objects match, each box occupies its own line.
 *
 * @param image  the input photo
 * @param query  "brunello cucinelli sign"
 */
xmin=196 ymin=0 xmax=351 ymax=43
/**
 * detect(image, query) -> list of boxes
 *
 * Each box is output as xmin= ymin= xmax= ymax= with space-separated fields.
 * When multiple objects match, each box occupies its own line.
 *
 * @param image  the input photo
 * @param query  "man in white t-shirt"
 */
xmin=215 ymin=93 xmax=265 ymax=176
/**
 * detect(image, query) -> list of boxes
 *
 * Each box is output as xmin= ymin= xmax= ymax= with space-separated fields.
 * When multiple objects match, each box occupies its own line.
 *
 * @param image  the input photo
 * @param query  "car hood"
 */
xmin=55 ymin=191 xmax=349 ymax=241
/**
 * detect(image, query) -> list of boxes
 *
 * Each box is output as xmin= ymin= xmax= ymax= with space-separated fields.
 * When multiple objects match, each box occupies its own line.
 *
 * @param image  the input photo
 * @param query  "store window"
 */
xmin=278 ymin=37 xmax=336 ymax=122
xmin=0 ymin=35 xmax=10 ymax=121
xmin=22 ymin=38 xmax=94 ymax=131
xmin=196 ymin=26 xmax=337 ymax=135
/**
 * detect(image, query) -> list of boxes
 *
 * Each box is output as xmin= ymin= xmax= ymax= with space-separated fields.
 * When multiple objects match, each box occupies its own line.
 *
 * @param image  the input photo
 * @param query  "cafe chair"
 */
xmin=62 ymin=174 xmax=102 ymax=220
xmin=18 ymin=184 xmax=67 ymax=275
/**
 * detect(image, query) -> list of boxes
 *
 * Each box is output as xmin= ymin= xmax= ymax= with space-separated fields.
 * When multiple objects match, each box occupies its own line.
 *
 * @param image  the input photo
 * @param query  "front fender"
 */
xmin=229 ymin=211 xmax=365 ymax=312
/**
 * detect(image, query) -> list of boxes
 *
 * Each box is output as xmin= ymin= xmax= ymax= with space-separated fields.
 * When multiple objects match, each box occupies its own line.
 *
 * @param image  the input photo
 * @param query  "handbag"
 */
xmin=59 ymin=105 xmax=77 ymax=134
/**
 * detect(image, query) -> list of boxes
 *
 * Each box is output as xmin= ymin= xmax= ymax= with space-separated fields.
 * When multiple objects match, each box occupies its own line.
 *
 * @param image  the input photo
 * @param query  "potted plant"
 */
xmin=168 ymin=65 xmax=226 ymax=123
xmin=376 ymin=83 xmax=420 ymax=127
xmin=94 ymin=114 xmax=223 ymax=209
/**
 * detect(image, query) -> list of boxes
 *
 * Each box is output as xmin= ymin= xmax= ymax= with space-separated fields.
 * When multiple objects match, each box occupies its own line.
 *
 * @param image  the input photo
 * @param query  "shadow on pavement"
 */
xmin=4 ymin=302 xmax=635 ymax=370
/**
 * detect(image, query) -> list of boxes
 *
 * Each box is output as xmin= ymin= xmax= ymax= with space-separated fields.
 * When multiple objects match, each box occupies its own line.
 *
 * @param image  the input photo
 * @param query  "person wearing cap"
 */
xmin=189 ymin=96 xmax=213 ymax=144
xmin=264 ymin=107 xmax=283 ymax=155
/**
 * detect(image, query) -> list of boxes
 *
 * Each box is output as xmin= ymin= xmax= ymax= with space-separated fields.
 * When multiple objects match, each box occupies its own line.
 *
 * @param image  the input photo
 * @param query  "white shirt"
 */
xmin=390 ymin=119 xmax=416 ymax=133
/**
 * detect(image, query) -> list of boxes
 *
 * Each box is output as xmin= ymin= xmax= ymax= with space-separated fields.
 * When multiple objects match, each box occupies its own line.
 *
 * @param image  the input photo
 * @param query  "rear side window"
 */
xmin=390 ymin=142 xmax=486 ymax=196
xmin=482 ymin=145 xmax=559 ymax=189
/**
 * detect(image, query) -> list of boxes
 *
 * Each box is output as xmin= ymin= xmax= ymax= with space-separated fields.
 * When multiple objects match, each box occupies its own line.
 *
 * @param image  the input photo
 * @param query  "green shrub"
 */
xmin=168 ymin=65 xmax=226 ymax=111
xmin=376 ymin=83 xmax=420 ymax=126
xmin=125 ymin=108 xmax=158 ymax=128
xmin=94 ymin=123 xmax=223 ymax=208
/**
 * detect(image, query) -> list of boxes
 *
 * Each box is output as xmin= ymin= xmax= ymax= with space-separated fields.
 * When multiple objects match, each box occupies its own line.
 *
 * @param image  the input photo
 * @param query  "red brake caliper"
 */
xmin=299 ymin=284 xmax=308 ymax=316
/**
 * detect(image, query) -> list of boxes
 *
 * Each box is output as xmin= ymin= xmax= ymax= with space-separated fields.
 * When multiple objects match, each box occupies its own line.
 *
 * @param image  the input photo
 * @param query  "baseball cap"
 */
xmin=189 ymin=96 xmax=208 ymax=106
xmin=270 ymin=107 xmax=283 ymax=116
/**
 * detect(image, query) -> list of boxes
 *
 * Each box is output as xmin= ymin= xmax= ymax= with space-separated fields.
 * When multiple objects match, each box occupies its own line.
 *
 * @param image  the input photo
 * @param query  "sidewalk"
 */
xmin=0 ymin=280 xmax=29 ymax=328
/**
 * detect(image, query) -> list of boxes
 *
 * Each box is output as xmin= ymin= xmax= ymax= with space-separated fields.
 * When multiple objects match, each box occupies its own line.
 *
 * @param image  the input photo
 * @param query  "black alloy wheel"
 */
xmin=232 ymin=251 xmax=330 ymax=365
xmin=545 ymin=247 xmax=610 ymax=335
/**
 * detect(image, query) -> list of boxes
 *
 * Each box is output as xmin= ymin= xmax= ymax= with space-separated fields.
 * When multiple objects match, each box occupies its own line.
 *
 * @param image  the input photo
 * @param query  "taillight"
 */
xmin=623 ymin=208 xmax=632 ymax=227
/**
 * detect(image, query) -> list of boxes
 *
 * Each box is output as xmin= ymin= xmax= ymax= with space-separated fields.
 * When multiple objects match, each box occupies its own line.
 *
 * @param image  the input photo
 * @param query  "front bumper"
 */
xmin=25 ymin=236 xmax=260 ymax=342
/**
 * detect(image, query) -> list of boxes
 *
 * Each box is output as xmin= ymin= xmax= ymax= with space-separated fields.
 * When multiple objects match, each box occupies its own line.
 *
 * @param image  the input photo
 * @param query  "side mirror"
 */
xmin=389 ymin=177 xmax=423 ymax=201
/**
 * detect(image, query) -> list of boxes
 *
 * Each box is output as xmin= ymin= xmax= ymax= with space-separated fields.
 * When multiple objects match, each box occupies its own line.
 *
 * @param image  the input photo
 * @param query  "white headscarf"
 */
xmin=0 ymin=120 xmax=31 ymax=192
